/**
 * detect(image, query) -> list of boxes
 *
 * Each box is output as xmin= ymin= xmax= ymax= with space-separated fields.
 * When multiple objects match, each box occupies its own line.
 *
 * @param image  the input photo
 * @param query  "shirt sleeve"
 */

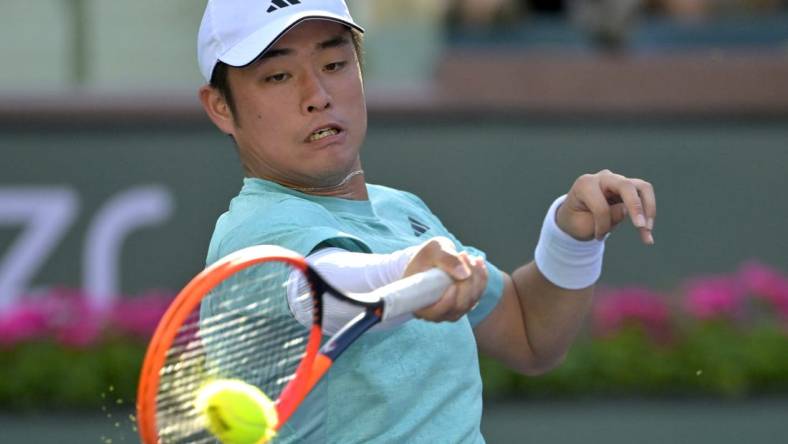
xmin=211 ymin=199 xmax=371 ymax=264
xmin=399 ymin=191 xmax=505 ymax=328
xmin=201 ymin=199 xmax=373 ymax=336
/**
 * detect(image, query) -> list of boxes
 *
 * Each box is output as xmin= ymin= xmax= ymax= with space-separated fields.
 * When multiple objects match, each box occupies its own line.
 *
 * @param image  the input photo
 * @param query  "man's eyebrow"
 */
xmin=257 ymin=34 xmax=349 ymax=62
xmin=258 ymin=47 xmax=293 ymax=61
xmin=317 ymin=34 xmax=350 ymax=50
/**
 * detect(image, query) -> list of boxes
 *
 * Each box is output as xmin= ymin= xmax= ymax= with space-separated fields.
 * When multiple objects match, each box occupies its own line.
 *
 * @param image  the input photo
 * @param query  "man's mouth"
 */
xmin=308 ymin=127 xmax=340 ymax=142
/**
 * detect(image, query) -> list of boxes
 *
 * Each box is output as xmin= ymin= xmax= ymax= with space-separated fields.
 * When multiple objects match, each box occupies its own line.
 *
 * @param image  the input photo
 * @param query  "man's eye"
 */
xmin=325 ymin=61 xmax=347 ymax=72
xmin=265 ymin=73 xmax=290 ymax=83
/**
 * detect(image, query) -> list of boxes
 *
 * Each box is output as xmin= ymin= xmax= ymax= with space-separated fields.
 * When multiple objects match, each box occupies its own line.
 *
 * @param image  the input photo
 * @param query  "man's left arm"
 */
xmin=474 ymin=170 xmax=656 ymax=375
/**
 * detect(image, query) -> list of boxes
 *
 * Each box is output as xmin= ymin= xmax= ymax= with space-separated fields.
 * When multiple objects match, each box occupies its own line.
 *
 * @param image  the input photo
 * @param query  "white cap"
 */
xmin=197 ymin=0 xmax=364 ymax=82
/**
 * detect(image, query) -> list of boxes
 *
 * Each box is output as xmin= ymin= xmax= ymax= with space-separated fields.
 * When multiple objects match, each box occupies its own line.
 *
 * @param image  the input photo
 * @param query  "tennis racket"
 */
xmin=136 ymin=244 xmax=452 ymax=443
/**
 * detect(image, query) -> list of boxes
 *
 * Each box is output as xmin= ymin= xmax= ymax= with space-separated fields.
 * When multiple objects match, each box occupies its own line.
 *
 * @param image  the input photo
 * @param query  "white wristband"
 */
xmin=534 ymin=195 xmax=606 ymax=290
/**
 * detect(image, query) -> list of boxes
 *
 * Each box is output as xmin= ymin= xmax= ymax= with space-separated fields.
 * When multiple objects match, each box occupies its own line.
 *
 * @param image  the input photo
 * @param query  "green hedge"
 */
xmin=2 ymin=323 xmax=787 ymax=411
xmin=1 ymin=261 xmax=787 ymax=410
xmin=0 ymin=338 xmax=144 ymax=411
xmin=481 ymin=322 xmax=788 ymax=399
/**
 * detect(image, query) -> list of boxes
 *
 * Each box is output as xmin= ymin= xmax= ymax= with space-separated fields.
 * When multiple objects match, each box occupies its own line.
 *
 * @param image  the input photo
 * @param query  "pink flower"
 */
xmin=110 ymin=290 xmax=174 ymax=340
xmin=46 ymin=288 xmax=105 ymax=348
xmin=0 ymin=304 xmax=50 ymax=346
xmin=683 ymin=275 xmax=745 ymax=321
xmin=593 ymin=287 xmax=671 ymax=341
xmin=0 ymin=288 xmax=177 ymax=347
xmin=738 ymin=261 xmax=788 ymax=320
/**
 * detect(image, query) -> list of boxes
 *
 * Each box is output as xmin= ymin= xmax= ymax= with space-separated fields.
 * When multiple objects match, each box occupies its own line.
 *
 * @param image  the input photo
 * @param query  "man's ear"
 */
xmin=199 ymin=85 xmax=236 ymax=135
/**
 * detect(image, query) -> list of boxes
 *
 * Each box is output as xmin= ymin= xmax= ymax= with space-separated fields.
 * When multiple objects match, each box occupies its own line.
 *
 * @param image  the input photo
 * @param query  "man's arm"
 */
xmin=473 ymin=264 xmax=592 ymax=375
xmin=472 ymin=169 xmax=656 ymax=375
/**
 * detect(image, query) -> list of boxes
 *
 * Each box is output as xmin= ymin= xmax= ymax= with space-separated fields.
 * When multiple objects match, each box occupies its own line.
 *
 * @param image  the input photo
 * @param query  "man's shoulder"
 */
xmin=231 ymin=180 xmax=337 ymax=221
xmin=367 ymin=183 xmax=427 ymax=208
xmin=207 ymin=182 xmax=346 ymax=263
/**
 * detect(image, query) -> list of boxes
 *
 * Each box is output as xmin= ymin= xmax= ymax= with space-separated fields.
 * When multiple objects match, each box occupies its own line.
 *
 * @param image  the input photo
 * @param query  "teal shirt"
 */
xmin=206 ymin=178 xmax=504 ymax=443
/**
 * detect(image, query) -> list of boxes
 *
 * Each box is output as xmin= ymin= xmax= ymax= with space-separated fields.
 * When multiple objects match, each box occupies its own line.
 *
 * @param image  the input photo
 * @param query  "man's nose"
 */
xmin=301 ymin=71 xmax=332 ymax=114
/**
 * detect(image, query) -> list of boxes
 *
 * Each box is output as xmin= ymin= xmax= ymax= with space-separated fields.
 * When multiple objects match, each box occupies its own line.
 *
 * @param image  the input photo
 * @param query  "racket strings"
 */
xmin=154 ymin=262 xmax=315 ymax=443
xmin=157 ymin=313 xmax=305 ymax=408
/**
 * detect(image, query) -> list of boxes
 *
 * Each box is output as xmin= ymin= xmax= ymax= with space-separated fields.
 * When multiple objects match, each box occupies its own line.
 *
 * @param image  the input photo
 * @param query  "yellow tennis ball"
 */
xmin=195 ymin=379 xmax=278 ymax=444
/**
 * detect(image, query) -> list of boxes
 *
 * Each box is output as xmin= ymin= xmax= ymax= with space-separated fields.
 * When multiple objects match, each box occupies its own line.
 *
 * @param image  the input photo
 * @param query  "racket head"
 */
xmin=136 ymin=245 xmax=326 ymax=444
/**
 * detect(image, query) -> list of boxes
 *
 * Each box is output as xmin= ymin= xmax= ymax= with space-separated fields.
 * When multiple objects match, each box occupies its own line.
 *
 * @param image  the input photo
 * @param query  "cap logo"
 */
xmin=267 ymin=0 xmax=302 ymax=13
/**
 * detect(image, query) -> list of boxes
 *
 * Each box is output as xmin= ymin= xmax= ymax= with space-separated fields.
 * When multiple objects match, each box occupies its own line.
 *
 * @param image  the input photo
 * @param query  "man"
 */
xmin=197 ymin=0 xmax=656 ymax=442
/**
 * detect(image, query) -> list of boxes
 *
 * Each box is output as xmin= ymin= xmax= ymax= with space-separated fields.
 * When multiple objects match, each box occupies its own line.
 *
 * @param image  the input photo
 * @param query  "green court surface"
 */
xmin=2 ymin=398 xmax=787 ymax=443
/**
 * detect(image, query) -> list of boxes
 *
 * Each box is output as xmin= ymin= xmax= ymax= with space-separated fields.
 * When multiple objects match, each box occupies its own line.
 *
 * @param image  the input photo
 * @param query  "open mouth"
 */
xmin=308 ymin=127 xmax=341 ymax=142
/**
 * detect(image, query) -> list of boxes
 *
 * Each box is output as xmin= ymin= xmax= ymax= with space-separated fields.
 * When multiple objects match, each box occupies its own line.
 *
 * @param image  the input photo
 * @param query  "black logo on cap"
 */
xmin=267 ymin=0 xmax=301 ymax=13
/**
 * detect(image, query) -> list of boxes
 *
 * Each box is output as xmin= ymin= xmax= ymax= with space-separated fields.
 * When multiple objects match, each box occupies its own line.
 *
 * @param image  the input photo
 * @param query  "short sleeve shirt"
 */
xmin=206 ymin=178 xmax=504 ymax=443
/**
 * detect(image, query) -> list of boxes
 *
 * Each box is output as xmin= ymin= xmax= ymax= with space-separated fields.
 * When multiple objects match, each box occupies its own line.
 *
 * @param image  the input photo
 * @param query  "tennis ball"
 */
xmin=195 ymin=379 xmax=278 ymax=444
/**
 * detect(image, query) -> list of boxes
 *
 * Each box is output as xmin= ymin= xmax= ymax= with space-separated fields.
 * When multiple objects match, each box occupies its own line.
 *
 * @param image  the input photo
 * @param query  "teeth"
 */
xmin=309 ymin=128 xmax=338 ymax=142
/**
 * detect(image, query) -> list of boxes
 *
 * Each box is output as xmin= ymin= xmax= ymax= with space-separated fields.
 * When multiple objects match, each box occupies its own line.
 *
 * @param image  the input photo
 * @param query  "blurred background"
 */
xmin=1 ymin=0 xmax=787 ymax=442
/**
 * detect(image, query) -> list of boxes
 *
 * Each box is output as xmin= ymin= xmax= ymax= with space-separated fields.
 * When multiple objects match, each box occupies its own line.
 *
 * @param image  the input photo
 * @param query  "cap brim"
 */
xmin=218 ymin=10 xmax=364 ymax=69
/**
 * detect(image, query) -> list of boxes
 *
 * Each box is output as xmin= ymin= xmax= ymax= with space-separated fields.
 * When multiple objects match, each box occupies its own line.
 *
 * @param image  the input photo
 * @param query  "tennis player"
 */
xmin=196 ymin=0 xmax=656 ymax=442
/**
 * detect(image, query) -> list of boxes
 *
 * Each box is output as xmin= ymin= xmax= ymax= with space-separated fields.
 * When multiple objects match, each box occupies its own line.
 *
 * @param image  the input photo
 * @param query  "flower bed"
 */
xmin=1 ymin=261 xmax=787 ymax=410
xmin=482 ymin=261 xmax=788 ymax=398
xmin=0 ymin=290 xmax=172 ymax=410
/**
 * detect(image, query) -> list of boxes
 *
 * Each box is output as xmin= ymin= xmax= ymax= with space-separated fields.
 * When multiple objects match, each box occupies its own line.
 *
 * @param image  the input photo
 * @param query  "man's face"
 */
xmin=224 ymin=20 xmax=367 ymax=187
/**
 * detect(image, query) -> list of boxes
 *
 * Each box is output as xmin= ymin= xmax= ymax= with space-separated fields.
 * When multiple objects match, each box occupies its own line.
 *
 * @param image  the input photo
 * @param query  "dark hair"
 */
xmin=209 ymin=27 xmax=364 ymax=117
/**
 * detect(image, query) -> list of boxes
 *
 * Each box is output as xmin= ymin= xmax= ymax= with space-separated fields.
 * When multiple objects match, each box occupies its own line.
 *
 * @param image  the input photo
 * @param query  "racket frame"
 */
xmin=136 ymin=245 xmax=389 ymax=443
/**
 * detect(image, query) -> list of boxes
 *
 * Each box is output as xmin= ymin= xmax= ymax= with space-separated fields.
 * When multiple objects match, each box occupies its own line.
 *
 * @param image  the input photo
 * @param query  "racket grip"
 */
xmin=379 ymin=268 xmax=453 ymax=321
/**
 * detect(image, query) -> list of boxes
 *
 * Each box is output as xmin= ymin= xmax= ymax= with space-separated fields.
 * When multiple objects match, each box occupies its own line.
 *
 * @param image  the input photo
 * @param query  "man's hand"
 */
xmin=557 ymin=169 xmax=656 ymax=245
xmin=403 ymin=237 xmax=488 ymax=322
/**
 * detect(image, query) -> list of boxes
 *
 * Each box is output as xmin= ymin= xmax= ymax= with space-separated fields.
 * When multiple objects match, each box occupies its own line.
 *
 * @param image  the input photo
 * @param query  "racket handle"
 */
xmin=378 ymin=268 xmax=453 ymax=321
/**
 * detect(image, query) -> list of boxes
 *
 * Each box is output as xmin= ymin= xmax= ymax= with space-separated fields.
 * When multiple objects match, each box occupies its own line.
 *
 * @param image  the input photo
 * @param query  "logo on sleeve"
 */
xmin=408 ymin=216 xmax=430 ymax=237
xmin=267 ymin=0 xmax=301 ymax=13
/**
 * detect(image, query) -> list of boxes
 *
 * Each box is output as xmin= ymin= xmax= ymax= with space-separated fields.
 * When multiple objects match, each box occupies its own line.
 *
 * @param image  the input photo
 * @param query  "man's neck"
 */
xmin=253 ymin=161 xmax=369 ymax=200
xmin=288 ymin=169 xmax=368 ymax=200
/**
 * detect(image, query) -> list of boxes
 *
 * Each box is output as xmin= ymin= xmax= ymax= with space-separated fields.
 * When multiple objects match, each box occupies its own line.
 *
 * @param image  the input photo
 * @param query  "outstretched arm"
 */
xmin=474 ymin=170 xmax=656 ymax=375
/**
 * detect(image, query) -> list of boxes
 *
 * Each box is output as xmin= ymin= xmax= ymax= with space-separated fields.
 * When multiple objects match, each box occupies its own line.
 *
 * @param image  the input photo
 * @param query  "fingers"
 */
xmin=596 ymin=171 xmax=653 ymax=244
xmin=602 ymin=173 xmax=647 ymax=230
xmin=609 ymin=202 xmax=628 ymax=227
xmin=414 ymin=253 xmax=488 ymax=322
xmin=404 ymin=236 xmax=470 ymax=280
xmin=632 ymin=178 xmax=656 ymax=230
xmin=406 ymin=236 xmax=487 ymax=322
xmin=630 ymin=178 xmax=656 ymax=244
xmin=568 ymin=170 xmax=656 ymax=245
xmin=575 ymin=175 xmax=614 ymax=240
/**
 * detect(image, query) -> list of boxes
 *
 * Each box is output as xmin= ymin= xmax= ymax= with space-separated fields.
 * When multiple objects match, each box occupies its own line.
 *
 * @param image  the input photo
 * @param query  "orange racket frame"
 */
xmin=136 ymin=245 xmax=329 ymax=443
